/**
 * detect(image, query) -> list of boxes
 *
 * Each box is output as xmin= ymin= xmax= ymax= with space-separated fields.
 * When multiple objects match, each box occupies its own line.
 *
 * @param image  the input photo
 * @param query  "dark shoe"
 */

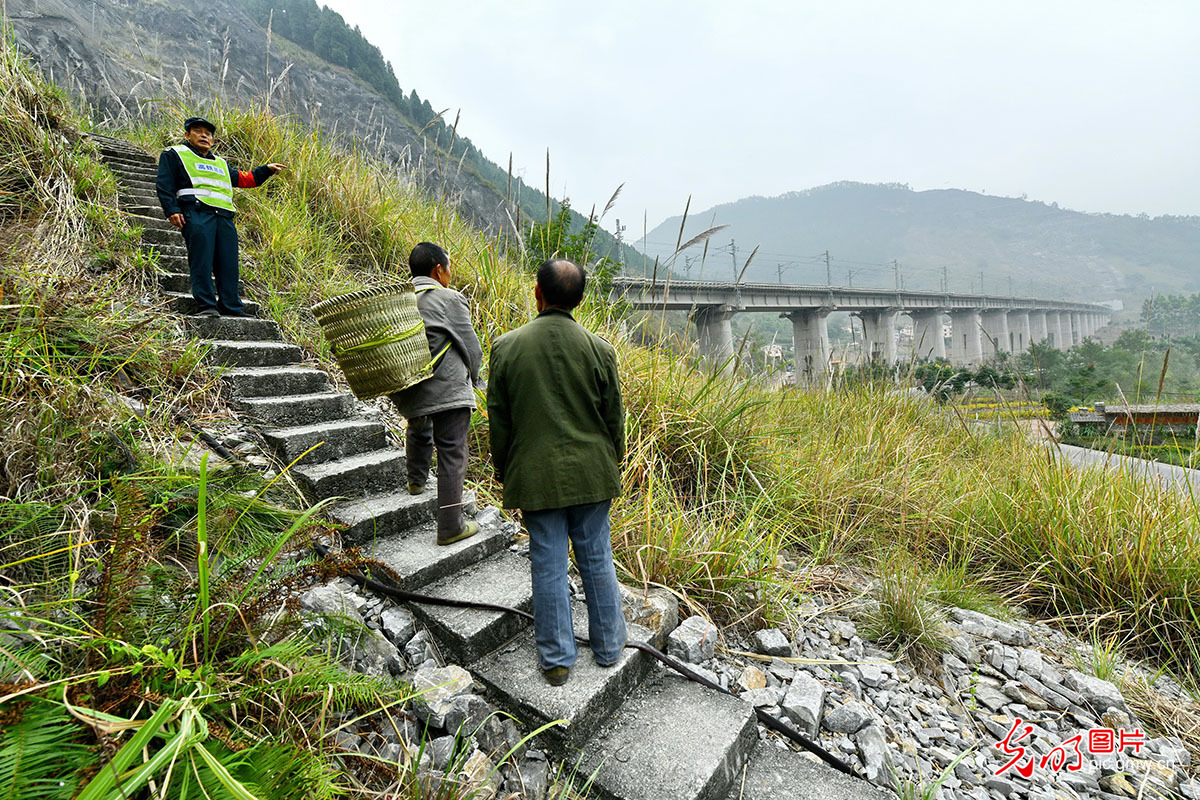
xmin=407 ymin=483 xmax=425 ymax=496
xmin=543 ymin=666 xmax=569 ymax=686
xmin=221 ymin=309 xmax=255 ymax=318
xmin=194 ymin=308 xmax=219 ymax=318
xmin=436 ymin=519 xmax=479 ymax=546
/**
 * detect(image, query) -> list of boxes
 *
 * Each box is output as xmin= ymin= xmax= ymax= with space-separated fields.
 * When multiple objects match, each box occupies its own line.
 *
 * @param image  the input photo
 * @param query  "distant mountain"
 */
xmin=6 ymin=0 xmax=637 ymax=265
xmin=637 ymin=182 xmax=1200 ymax=308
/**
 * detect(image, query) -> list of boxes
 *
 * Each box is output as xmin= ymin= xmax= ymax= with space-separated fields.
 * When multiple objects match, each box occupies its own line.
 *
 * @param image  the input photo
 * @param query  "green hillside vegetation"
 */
xmin=234 ymin=0 xmax=642 ymax=271
xmin=4 ymin=37 xmax=1200 ymax=795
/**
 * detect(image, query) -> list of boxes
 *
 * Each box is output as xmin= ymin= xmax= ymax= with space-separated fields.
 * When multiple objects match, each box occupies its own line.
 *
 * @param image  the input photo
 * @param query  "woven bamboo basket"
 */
xmin=311 ymin=283 xmax=432 ymax=400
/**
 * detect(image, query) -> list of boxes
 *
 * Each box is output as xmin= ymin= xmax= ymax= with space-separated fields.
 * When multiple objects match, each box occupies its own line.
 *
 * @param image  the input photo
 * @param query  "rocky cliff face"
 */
xmin=7 ymin=0 xmax=509 ymax=231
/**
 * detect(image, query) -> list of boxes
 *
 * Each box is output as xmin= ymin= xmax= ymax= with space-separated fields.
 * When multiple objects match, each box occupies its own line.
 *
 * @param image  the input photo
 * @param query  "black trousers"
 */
xmin=181 ymin=208 xmax=243 ymax=314
xmin=405 ymin=408 xmax=471 ymax=537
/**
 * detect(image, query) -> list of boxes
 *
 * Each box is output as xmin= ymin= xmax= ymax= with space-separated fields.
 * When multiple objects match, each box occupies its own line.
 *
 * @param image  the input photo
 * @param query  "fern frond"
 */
xmin=0 ymin=692 xmax=94 ymax=800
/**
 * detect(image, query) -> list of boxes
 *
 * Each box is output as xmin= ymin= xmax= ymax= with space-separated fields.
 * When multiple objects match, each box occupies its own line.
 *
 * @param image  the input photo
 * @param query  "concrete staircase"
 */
xmin=93 ymin=133 xmax=883 ymax=800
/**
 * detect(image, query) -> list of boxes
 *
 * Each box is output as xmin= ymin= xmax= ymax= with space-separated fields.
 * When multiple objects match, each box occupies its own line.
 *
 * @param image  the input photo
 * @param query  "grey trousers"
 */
xmin=405 ymin=407 xmax=471 ymax=537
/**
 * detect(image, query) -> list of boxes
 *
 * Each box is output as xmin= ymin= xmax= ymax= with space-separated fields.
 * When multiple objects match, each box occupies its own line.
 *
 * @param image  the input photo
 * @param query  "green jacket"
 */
xmin=487 ymin=308 xmax=624 ymax=511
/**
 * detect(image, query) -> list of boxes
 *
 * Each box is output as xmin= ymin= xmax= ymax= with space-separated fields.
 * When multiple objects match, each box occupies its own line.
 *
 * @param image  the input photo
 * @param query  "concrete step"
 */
xmin=146 ymin=242 xmax=188 ymax=261
xmin=472 ymin=604 xmax=653 ymax=756
xmin=103 ymin=153 xmax=155 ymax=168
xmin=577 ymin=674 xmax=758 ymax=800
xmin=125 ymin=204 xmax=172 ymax=221
xmin=128 ymin=212 xmax=176 ymax=232
xmin=366 ymin=512 xmax=508 ymax=589
xmin=407 ymin=550 xmax=534 ymax=664
xmin=109 ymin=164 xmax=158 ymax=180
xmin=90 ymin=135 xmax=151 ymax=157
xmin=183 ymin=314 xmax=281 ymax=342
xmin=221 ymin=365 xmax=329 ymax=398
xmin=116 ymin=175 xmax=158 ymax=190
xmin=118 ymin=188 xmax=158 ymax=204
xmin=204 ymin=339 xmax=302 ymax=368
xmin=725 ymin=743 xmax=889 ymax=800
xmin=160 ymin=272 xmax=245 ymax=294
xmin=235 ymin=391 xmax=355 ymax=427
xmin=260 ymin=418 xmax=387 ymax=466
xmin=140 ymin=224 xmax=184 ymax=247
xmin=107 ymin=163 xmax=157 ymax=178
xmin=95 ymin=142 xmax=152 ymax=160
xmin=166 ymin=291 xmax=260 ymax=317
xmin=291 ymin=447 xmax=406 ymax=501
xmin=329 ymin=486 xmax=448 ymax=546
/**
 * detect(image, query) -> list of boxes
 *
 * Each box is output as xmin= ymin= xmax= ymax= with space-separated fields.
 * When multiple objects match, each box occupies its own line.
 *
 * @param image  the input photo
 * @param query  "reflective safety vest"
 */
xmin=172 ymin=145 xmax=236 ymax=213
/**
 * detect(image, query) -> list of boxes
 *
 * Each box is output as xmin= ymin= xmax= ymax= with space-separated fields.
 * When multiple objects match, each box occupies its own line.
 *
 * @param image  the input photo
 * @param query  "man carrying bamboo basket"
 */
xmin=389 ymin=242 xmax=483 ymax=545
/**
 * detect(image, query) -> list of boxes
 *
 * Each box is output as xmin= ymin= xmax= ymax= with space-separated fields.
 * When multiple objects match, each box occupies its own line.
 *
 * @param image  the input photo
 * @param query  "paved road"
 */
xmin=1048 ymin=442 xmax=1200 ymax=498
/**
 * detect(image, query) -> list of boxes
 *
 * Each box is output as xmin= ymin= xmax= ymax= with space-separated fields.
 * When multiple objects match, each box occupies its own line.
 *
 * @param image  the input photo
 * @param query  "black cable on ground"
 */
xmin=313 ymin=542 xmax=862 ymax=780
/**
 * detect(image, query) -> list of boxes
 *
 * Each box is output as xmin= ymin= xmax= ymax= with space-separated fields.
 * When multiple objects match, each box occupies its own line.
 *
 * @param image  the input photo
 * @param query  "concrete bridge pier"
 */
xmin=1070 ymin=312 xmax=1084 ymax=345
xmin=949 ymin=309 xmax=984 ymax=366
xmin=909 ymin=310 xmax=946 ymax=361
xmin=1051 ymin=311 xmax=1071 ymax=349
xmin=1009 ymin=311 xmax=1032 ymax=353
xmin=980 ymin=310 xmax=1011 ymax=358
xmin=1030 ymin=310 xmax=1049 ymax=346
xmin=858 ymin=309 xmax=898 ymax=363
xmin=786 ymin=308 xmax=832 ymax=384
xmin=692 ymin=305 xmax=735 ymax=372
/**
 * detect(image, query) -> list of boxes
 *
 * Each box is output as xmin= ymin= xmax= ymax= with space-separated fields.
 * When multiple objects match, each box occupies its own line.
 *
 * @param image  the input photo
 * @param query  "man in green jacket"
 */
xmin=487 ymin=259 xmax=627 ymax=686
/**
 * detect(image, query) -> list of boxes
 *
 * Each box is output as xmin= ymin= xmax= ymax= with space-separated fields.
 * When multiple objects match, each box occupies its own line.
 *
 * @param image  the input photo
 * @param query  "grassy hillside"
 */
xmin=4 ymin=35 xmax=1200 ymax=796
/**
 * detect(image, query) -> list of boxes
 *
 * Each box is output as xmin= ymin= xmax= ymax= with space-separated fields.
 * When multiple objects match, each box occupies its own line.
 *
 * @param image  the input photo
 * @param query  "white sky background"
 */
xmin=321 ymin=0 xmax=1200 ymax=233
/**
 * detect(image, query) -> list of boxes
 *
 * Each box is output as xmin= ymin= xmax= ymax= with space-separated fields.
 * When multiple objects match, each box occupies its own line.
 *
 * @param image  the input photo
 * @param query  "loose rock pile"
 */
xmin=667 ymin=595 xmax=1199 ymax=800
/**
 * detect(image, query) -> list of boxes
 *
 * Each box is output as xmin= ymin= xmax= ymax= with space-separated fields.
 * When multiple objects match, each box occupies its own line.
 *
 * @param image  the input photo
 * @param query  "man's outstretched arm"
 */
xmin=229 ymin=163 xmax=286 ymax=188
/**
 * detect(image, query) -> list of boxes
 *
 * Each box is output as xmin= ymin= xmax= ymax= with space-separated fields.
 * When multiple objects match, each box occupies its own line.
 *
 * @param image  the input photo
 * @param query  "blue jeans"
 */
xmin=524 ymin=499 xmax=627 ymax=670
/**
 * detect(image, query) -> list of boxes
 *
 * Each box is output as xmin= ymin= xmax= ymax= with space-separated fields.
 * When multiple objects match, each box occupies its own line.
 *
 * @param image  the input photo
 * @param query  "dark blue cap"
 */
xmin=184 ymin=116 xmax=216 ymax=133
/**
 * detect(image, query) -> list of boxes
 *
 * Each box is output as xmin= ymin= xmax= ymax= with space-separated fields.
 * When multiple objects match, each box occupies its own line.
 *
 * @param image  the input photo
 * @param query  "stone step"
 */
xmin=291 ymin=447 xmax=406 ymax=501
xmin=117 ymin=175 xmax=158 ymax=190
xmin=577 ymin=673 xmax=758 ymax=800
xmin=330 ymin=486 xmax=450 ymax=546
xmin=107 ymin=162 xmax=157 ymax=177
xmin=102 ymin=151 xmax=155 ymax=166
xmin=183 ymin=314 xmax=281 ymax=342
xmin=94 ymin=142 xmax=151 ymax=160
xmin=221 ymin=365 xmax=329 ymax=398
xmin=146 ymin=242 xmax=189 ymax=260
xmin=407 ymin=550 xmax=534 ymax=664
xmin=472 ymin=604 xmax=653 ymax=755
xmin=204 ymin=339 xmax=302 ymax=368
xmin=127 ymin=211 xmax=175 ymax=230
xmin=89 ymin=134 xmax=150 ymax=156
xmin=366 ymin=511 xmax=507 ymax=589
xmin=125 ymin=204 xmax=172 ymax=222
xmin=159 ymin=272 xmax=245 ymax=294
xmin=165 ymin=291 xmax=260 ymax=317
xmin=235 ymin=391 xmax=355 ymax=427
xmin=260 ymin=418 xmax=387 ymax=466
xmin=118 ymin=188 xmax=158 ymax=204
xmin=109 ymin=164 xmax=158 ymax=180
xmin=725 ymin=743 xmax=889 ymax=800
xmin=140 ymin=224 xmax=183 ymax=247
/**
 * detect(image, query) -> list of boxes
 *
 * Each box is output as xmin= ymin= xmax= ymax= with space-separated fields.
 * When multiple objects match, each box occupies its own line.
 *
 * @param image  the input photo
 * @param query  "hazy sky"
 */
xmin=322 ymin=1 xmax=1199 ymax=234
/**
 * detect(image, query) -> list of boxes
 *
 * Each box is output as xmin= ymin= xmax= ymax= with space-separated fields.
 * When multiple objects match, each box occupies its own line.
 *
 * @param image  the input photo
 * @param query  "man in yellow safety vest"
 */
xmin=156 ymin=116 xmax=285 ymax=317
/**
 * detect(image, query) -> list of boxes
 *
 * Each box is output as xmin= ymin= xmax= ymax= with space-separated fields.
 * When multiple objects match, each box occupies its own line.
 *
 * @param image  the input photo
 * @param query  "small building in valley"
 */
xmin=1069 ymin=402 xmax=1200 ymax=440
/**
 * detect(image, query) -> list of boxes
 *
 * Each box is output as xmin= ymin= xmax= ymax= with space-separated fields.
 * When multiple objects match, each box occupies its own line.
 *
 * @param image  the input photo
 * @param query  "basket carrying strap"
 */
xmin=415 ymin=284 xmax=455 ymax=371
